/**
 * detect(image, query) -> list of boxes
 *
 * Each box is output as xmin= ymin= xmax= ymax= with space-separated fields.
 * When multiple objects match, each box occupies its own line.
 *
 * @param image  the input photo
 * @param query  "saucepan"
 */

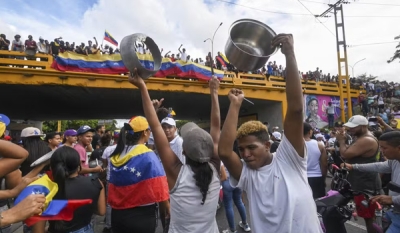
xmin=120 ymin=33 xmax=162 ymax=79
xmin=225 ymin=19 xmax=279 ymax=71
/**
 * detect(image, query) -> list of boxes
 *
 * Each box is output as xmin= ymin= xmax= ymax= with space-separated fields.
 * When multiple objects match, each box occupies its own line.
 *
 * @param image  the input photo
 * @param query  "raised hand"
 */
xmin=228 ymin=88 xmax=244 ymax=105
xmin=271 ymin=34 xmax=294 ymax=56
xmin=209 ymin=76 xmax=220 ymax=91
xmin=4 ymin=194 xmax=46 ymax=224
xmin=152 ymin=98 xmax=164 ymax=110
xmin=128 ymin=68 xmax=146 ymax=89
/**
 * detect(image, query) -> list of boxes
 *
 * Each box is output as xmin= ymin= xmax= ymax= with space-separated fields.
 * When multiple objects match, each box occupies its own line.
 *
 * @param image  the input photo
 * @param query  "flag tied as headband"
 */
xmin=51 ymin=52 xmax=224 ymax=80
xmin=14 ymin=174 xmax=92 ymax=227
xmin=108 ymin=144 xmax=169 ymax=209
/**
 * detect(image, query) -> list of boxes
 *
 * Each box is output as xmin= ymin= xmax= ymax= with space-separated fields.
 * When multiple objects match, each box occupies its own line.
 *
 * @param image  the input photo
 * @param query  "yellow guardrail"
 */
xmin=0 ymin=50 xmax=364 ymax=97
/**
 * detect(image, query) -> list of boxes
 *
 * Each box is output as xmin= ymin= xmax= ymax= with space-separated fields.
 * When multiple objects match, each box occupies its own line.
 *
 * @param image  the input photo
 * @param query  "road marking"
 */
xmin=346 ymin=221 xmax=367 ymax=231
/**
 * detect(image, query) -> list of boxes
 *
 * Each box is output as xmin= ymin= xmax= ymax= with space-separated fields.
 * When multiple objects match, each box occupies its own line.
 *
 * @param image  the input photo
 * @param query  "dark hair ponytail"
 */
xmin=111 ymin=127 xmax=144 ymax=157
xmin=186 ymin=158 xmax=213 ymax=205
xmin=50 ymin=146 xmax=80 ymax=231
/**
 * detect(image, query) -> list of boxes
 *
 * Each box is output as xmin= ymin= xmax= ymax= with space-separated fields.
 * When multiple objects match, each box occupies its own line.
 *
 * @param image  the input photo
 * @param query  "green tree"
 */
xmin=387 ymin=35 xmax=400 ymax=63
xmin=42 ymin=119 xmax=116 ymax=133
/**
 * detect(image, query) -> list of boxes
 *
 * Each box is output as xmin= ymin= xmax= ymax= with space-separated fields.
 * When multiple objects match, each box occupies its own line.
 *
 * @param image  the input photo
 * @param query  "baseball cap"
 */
xmin=272 ymin=131 xmax=281 ymax=140
xmin=180 ymin=122 xmax=214 ymax=163
xmin=124 ymin=116 xmax=149 ymax=132
xmin=77 ymin=125 xmax=95 ymax=135
xmin=64 ymin=129 xmax=78 ymax=137
xmin=0 ymin=114 xmax=10 ymax=126
xmin=0 ymin=123 xmax=5 ymax=138
xmin=21 ymin=127 xmax=45 ymax=138
xmin=344 ymin=115 xmax=368 ymax=128
xmin=161 ymin=117 xmax=176 ymax=127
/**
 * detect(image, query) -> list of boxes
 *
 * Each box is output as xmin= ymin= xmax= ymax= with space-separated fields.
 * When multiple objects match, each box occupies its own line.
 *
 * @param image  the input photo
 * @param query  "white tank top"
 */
xmin=169 ymin=163 xmax=220 ymax=233
xmin=305 ymin=139 xmax=322 ymax=177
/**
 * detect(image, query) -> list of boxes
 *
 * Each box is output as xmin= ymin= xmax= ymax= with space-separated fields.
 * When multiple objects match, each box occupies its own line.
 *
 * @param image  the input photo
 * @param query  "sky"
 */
xmin=0 ymin=0 xmax=399 ymax=83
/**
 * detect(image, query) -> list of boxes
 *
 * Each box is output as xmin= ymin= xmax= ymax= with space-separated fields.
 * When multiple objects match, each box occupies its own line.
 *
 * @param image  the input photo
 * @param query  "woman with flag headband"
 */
xmin=108 ymin=116 xmax=169 ymax=233
xmin=129 ymin=68 xmax=221 ymax=233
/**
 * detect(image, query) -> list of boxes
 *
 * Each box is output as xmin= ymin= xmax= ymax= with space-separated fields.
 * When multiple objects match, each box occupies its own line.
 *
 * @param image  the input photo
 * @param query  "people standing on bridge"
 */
xmin=74 ymin=126 xmax=103 ymax=175
xmin=337 ymin=115 xmax=382 ymax=233
xmin=129 ymin=70 xmax=221 ymax=233
xmin=218 ymin=34 xmax=323 ymax=233
xmin=107 ymin=116 xmax=169 ymax=233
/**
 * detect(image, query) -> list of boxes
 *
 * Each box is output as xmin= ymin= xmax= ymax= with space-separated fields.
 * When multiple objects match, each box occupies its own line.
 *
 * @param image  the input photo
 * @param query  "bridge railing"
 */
xmin=0 ymin=51 xmax=363 ymax=95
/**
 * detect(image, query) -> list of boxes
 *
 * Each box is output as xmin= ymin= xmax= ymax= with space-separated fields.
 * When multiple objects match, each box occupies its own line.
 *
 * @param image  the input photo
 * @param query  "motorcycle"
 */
xmin=315 ymin=164 xmax=399 ymax=233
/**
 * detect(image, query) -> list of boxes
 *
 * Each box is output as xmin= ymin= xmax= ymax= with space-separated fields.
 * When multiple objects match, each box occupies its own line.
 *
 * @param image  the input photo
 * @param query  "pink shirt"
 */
xmin=74 ymin=143 xmax=88 ymax=169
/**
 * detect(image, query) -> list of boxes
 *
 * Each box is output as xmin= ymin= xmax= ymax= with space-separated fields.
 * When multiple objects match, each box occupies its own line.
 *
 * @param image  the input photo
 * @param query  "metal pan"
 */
xmin=225 ymin=19 xmax=279 ymax=71
xmin=30 ymin=150 xmax=55 ymax=167
xmin=120 ymin=33 xmax=162 ymax=79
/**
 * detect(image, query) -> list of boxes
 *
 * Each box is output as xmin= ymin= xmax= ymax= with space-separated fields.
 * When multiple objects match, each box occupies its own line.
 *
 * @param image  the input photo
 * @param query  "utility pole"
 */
xmin=317 ymin=0 xmax=353 ymax=121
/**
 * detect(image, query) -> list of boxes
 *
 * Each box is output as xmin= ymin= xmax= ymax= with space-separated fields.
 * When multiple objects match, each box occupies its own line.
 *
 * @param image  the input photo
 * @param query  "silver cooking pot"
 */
xmin=120 ymin=33 xmax=162 ymax=79
xmin=225 ymin=19 xmax=278 ymax=71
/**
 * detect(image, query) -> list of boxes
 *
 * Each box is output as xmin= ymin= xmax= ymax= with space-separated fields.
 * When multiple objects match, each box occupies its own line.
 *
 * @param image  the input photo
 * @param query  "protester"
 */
xmin=130 ymin=70 xmax=221 ymax=233
xmin=218 ymin=34 xmax=323 ymax=233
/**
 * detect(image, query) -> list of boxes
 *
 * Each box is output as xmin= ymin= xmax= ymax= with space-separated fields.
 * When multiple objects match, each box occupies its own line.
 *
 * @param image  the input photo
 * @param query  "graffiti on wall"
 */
xmin=304 ymin=94 xmax=357 ymax=129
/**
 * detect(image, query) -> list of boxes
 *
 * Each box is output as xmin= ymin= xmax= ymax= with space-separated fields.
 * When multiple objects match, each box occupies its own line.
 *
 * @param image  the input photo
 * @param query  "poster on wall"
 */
xmin=304 ymin=94 xmax=357 ymax=129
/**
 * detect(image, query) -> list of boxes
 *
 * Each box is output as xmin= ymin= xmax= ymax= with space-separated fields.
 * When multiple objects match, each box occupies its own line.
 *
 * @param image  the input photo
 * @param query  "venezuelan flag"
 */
xmin=104 ymin=30 xmax=118 ymax=46
xmin=51 ymin=52 xmax=224 ymax=81
xmin=14 ymin=175 xmax=92 ymax=227
xmin=219 ymin=53 xmax=230 ymax=64
xmin=108 ymin=144 xmax=169 ymax=209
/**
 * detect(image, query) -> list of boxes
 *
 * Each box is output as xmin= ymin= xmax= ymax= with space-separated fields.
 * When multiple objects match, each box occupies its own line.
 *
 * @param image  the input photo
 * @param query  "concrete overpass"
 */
xmin=0 ymin=51 xmax=363 ymax=128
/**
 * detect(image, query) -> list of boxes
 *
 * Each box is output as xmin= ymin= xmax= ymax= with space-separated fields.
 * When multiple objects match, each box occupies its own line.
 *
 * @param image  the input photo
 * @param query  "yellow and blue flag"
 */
xmin=14 ymin=174 xmax=92 ymax=226
xmin=51 ymin=52 xmax=224 ymax=80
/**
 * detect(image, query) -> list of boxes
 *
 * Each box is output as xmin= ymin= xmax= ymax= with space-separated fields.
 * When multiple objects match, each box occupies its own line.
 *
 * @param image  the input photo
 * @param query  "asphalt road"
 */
xmin=12 ymin=177 xmax=368 ymax=233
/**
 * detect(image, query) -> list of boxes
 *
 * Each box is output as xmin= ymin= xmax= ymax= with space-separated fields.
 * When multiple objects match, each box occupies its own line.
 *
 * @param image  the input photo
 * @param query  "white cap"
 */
xmin=161 ymin=117 xmax=176 ymax=127
xmin=315 ymin=133 xmax=325 ymax=141
xmin=21 ymin=127 xmax=45 ymax=138
xmin=344 ymin=115 xmax=369 ymax=128
xmin=272 ymin=131 xmax=281 ymax=140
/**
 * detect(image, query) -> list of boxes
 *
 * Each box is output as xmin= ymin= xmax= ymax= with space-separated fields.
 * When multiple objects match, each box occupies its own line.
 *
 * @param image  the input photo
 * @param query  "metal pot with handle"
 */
xmin=225 ymin=19 xmax=279 ymax=71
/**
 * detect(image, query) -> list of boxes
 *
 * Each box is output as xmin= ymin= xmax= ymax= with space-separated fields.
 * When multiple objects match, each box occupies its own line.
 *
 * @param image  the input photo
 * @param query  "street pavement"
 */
xmin=12 ymin=177 xmax=368 ymax=233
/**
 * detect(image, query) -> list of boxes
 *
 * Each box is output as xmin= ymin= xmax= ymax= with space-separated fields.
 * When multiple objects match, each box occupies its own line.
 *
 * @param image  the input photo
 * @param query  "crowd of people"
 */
xmin=1 ymin=32 xmax=399 ymax=93
xmin=1 ymin=34 xmax=400 ymax=233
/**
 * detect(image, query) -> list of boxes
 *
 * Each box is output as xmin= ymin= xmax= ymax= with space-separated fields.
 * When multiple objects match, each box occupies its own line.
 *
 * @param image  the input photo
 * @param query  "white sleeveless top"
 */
xmin=169 ymin=163 xmax=220 ymax=233
xmin=305 ymin=139 xmax=322 ymax=177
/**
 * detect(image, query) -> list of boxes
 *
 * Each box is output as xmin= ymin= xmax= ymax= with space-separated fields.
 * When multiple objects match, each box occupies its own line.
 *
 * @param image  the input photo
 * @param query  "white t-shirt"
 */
xmin=326 ymin=106 xmax=335 ymax=114
xmin=230 ymin=136 xmax=323 ymax=233
xmin=101 ymin=145 xmax=117 ymax=181
xmin=169 ymin=164 xmax=220 ymax=233
xmin=180 ymin=52 xmax=187 ymax=62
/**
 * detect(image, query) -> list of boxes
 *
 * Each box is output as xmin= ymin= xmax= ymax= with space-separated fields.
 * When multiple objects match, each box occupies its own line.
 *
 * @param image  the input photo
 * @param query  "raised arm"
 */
xmin=272 ymin=34 xmax=304 ymax=157
xmin=128 ymin=69 xmax=181 ymax=190
xmin=0 ymin=140 xmax=29 ymax=178
xmin=218 ymin=89 xmax=244 ymax=181
xmin=209 ymin=76 xmax=221 ymax=171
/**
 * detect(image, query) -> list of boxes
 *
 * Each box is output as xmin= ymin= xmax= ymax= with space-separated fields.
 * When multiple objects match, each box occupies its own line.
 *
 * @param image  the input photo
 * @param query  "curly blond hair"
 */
xmin=237 ymin=121 xmax=269 ymax=141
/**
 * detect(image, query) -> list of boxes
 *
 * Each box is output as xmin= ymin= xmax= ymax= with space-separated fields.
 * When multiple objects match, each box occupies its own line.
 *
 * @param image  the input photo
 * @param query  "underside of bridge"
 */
xmin=1 ymin=84 xmax=281 ymax=124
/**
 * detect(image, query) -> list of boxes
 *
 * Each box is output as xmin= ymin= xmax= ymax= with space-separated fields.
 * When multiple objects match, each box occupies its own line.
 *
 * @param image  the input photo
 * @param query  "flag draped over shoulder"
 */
xmin=14 ymin=175 xmax=92 ymax=227
xmin=108 ymin=144 xmax=169 ymax=209
xmin=104 ymin=31 xmax=118 ymax=46
xmin=51 ymin=52 xmax=224 ymax=80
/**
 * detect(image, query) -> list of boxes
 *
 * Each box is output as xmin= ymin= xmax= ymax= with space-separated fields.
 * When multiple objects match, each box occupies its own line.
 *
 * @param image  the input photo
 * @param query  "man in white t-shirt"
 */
xmin=218 ymin=34 xmax=323 ymax=233
xmin=161 ymin=117 xmax=184 ymax=164
xmin=178 ymin=44 xmax=187 ymax=62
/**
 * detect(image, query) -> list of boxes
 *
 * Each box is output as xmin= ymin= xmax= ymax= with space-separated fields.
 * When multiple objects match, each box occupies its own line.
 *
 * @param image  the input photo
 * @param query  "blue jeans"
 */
xmin=222 ymin=180 xmax=247 ymax=231
xmin=327 ymin=114 xmax=334 ymax=128
xmin=386 ymin=210 xmax=400 ymax=233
